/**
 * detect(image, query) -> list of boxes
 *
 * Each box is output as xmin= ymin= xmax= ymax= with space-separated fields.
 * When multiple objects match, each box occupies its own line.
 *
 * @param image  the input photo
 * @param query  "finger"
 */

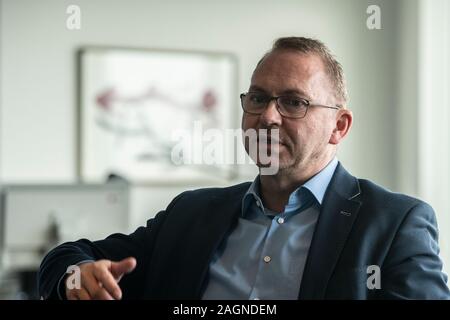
xmin=75 ymin=288 xmax=91 ymax=300
xmin=83 ymin=272 xmax=114 ymax=300
xmin=66 ymin=287 xmax=78 ymax=300
xmin=65 ymin=275 xmax=80 ymax=300
xmin=110 ymin=257 xmax=137 ymax=280
xmin=93 ymin=265 xmax=122 ymax=300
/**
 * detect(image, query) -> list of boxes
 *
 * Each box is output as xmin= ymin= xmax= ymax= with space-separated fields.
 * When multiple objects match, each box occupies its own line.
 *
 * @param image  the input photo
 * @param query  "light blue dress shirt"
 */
xmin=202 ymin=158 xmax=338 ymax=300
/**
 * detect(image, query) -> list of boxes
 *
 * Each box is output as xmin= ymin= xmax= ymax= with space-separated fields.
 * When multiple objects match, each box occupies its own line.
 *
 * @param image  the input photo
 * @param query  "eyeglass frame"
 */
xmin=240 ymin=91 xmax=341 ymax=119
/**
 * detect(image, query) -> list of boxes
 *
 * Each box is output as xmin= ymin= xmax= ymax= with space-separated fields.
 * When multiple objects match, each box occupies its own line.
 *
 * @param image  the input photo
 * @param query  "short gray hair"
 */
xmin=258 ymin=37 xmax=348 ymax=106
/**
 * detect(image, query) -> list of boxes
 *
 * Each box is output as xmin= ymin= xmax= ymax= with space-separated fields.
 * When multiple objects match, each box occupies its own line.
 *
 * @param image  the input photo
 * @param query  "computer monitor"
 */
xmin=0 ymin=182 xmax=129 ymax=270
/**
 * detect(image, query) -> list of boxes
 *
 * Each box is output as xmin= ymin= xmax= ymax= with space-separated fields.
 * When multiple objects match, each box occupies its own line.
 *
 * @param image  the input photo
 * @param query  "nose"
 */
xmin=259 ymin=99 xmax=282 ymax=126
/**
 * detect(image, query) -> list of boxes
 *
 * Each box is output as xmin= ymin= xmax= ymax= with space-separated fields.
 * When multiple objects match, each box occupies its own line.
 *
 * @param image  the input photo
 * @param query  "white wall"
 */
xmin=396 ymin=0 xmax=420 ymax=198
xmin=417 ymin=0 xmax=450 ymax=273
xmin=1 ymin=0 xmax=399 ymax=188
xmin=394 ymin=0 xmax=450 ymax=274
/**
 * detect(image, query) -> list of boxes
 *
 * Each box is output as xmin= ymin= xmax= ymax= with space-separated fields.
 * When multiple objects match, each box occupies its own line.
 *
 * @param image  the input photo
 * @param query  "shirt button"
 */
xmin=256 ymin=201 xmax=261 ymax=208
xmin=277 ymin=217 xmax=285 ymax=224
xmin=263 ymin=255 xmax=271 ymax=263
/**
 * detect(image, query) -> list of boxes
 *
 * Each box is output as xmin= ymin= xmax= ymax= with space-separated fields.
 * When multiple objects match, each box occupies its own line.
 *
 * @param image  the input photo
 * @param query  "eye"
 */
xmin=248 ymin=93 xmax=268 ymax=105
xmin=279 ymin=96 xmax=308 ymax=108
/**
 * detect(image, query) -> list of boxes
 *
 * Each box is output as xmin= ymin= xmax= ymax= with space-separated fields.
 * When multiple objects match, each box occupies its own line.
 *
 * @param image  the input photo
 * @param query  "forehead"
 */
xmin=250 ymin=50 xmax=330 ymax=98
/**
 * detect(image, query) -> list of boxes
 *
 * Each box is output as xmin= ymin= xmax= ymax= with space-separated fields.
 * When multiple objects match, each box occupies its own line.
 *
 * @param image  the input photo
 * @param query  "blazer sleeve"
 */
xmin=379 ymin=202 xmax=450 ymax=299
xmin=37 ymin=192 xmax=184 ymax=300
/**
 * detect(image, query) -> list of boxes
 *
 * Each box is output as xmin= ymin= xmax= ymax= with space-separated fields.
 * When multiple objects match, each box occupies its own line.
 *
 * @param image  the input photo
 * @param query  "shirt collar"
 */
xmin=303 ymin=157 xmax=338 ymax=205
xmin=241 ymin=157 xmax=338 ymax=216
xmin=241 ymin=176 xmax=262 ymax=216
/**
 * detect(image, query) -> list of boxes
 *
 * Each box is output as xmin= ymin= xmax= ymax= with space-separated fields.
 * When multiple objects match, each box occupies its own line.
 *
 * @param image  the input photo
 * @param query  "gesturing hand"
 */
xmin=65 ymin=257 xmax=137 ymax=300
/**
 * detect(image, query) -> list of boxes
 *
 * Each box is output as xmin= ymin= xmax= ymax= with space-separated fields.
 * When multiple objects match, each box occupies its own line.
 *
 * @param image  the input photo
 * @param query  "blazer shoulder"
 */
xmin=357 ymin=178 xmax=432 ymax=213
xmin=167 ymin=181 xmax=252 ymax=211
xmin=178 ymin=181 xmax=252 ymax=199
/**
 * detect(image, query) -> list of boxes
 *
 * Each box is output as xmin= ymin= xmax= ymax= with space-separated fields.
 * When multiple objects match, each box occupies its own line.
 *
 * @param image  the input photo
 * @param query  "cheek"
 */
xmin=292 ymin=122 xmax=322 ymax=147
xmin=293 ymin=129 xmax=307 ymax=146
xmin=307 ymin=119 xmax=334 ymax=146
xmin=241 ymin=114 xmax=257 ymax=131
xmin=241 ymin=115 xmax=255 ymax=150
xmin=288 ymin=121 xmax=310 ymax=143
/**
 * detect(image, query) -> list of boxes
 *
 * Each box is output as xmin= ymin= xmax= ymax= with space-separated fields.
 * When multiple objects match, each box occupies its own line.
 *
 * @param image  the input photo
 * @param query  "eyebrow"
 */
xmin=248 ymin=85 xmax=312 ymax=100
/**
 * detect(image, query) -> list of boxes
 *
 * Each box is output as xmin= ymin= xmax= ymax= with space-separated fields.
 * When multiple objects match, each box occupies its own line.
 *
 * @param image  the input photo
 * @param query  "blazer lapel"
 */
xmin=299 ymin=163 xmax=362 ymax=299
xmin=149 ymin=183 xmax=249 ymax=299
xmin=177 ymin=189 xmax=244 ymax=298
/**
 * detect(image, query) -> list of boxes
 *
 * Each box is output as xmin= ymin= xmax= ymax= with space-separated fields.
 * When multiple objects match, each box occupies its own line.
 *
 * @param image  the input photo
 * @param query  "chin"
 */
xmin=256 ymin=158 xmax=294 ymax=174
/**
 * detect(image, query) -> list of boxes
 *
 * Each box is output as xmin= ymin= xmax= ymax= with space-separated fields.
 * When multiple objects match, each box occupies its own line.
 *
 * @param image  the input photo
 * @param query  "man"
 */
xmin=38 ymin=37 xmax=450 ymax=300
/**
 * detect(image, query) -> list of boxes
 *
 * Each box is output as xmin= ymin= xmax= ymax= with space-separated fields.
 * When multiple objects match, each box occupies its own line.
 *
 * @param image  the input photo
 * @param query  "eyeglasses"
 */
xmin=240 ymin=92 xmax=341 ymax=119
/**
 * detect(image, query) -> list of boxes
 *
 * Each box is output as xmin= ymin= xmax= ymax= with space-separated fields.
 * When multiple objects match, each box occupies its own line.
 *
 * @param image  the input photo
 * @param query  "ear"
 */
xmin=329 ymin=109 xmax=353 ymax=145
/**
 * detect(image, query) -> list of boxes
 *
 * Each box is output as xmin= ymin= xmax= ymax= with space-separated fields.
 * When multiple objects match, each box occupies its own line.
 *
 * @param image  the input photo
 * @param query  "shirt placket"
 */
xmin=248 ymin=207 xmax=284 ymax=300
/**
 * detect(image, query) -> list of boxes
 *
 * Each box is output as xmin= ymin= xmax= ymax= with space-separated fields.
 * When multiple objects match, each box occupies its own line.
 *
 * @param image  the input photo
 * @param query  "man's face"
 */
xmin=242 ymin=50 xmax=339 ymax=173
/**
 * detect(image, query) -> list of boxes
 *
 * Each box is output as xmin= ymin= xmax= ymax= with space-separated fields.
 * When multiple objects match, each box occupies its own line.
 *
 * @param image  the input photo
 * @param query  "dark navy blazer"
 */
xmin=38 ymin=163 xmax=450 ymax=299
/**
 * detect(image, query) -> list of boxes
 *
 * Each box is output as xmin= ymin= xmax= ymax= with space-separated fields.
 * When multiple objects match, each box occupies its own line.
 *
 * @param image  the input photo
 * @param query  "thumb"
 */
xmin=110 ymin=257 xmax=137 ymax=280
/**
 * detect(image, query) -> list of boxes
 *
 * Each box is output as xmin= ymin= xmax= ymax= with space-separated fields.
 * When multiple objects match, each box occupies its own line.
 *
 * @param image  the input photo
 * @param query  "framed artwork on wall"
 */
xmin=77 ymin=47 xmax=238 ymax=184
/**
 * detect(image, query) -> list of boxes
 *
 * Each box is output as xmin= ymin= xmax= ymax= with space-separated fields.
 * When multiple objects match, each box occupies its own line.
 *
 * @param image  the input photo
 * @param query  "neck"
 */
xmin=259 ymin=153 xmax=335 ymax=213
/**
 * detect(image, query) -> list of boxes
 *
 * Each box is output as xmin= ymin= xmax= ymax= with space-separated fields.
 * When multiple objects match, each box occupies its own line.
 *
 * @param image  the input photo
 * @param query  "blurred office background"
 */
xmin=0 ymin=0 xmax=449 ymax=298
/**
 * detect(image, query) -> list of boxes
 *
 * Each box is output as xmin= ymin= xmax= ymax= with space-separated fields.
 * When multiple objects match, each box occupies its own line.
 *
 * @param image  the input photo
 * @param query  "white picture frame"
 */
xmin=77 ymin=47 xmax=238 ymax=184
